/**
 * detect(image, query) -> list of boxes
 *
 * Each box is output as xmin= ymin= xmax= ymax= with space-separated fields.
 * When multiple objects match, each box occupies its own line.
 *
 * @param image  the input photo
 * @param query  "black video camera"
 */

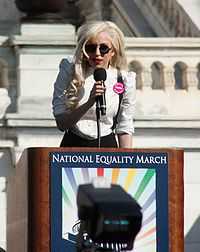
xmin=76 ymin=183 xmax=143 ymax=252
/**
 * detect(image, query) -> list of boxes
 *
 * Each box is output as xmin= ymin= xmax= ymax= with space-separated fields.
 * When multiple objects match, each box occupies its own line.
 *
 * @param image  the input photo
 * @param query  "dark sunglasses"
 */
xmin=85 ymin=43 xmax=111 ymax=55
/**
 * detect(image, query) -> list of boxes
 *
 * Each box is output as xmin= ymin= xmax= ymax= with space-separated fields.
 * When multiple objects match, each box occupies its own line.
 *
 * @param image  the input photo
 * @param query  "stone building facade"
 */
xmin=0 ymin=0 xmax=200 ymax=251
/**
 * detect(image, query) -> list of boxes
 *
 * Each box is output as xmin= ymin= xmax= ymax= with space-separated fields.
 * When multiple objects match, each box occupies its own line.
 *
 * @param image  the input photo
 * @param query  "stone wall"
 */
xmin=0 ymin=1 xmax=200 ymax=250
xmin=1 ymin=26 xmax=199 ymax=252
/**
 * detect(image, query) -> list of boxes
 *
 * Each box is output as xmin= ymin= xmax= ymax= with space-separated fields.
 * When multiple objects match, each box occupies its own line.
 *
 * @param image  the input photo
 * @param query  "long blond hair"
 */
xmin=66 ymin=21 xmax=127 ymax=109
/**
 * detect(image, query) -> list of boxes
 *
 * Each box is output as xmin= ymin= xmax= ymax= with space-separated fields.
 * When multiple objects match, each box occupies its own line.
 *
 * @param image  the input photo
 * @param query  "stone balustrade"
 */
xmin=125 ymin=38 xmax=200 ymax=90
xmin=1 ymin=32 xmax=200 ymax=120
xmin=0 ymin=28 xmax=200 ymax=252
xmin=125 ymin=37 xmax=200 ymax=118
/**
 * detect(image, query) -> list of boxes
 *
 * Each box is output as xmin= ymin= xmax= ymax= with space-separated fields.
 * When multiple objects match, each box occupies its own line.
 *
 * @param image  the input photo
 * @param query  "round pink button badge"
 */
xmin=113 ymin=82 xmax=125 ymax=94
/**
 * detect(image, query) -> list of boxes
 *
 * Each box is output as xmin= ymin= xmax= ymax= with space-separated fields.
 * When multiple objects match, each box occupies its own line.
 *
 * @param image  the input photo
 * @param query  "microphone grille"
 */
xmin=94 ymin=68 xmax=107 ymax=81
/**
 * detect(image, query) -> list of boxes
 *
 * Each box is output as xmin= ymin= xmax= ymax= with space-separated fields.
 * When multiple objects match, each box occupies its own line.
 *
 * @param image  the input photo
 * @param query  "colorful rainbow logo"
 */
xmin=62 ymin=167 xmax=156 ymax=252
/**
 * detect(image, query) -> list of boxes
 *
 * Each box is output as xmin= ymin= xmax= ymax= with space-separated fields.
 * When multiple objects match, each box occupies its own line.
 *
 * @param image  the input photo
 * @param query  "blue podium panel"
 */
xmin=50 ymin=150 xmax=169 ymax=252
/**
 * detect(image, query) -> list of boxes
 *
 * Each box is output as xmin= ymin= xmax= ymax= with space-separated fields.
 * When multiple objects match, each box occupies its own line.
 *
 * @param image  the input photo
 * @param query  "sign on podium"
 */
xmin=7 ymin=147 xmax=184 ymax=252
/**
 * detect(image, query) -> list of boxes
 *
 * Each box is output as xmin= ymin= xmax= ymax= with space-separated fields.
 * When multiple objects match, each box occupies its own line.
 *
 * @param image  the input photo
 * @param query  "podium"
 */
xmin=7 ymin=147 xmax=184 ymax=252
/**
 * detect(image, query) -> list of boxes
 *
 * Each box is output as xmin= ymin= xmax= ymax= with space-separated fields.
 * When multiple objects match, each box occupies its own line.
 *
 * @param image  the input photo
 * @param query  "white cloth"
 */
xmin=52 ymin=58 xmax=136 ymax=139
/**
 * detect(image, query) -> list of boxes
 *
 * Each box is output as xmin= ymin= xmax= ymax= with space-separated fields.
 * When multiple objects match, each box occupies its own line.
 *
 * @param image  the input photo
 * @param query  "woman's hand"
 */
xmin=88 ymin=81 xmax=106 ymax=104
xmin=56 ymin=82 xmax=106 ymax=131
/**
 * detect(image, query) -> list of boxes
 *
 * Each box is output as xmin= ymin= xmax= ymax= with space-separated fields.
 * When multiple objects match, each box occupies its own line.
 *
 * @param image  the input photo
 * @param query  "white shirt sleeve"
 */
xmin=52 ymin=58 xmax=74 ymax=116
xmin=115 ymin=71 xmax=136 ymax=135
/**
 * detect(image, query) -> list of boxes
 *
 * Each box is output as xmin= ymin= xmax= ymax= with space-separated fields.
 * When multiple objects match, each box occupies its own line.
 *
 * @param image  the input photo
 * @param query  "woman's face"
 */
xmin=84 ymin=31 xmax=115 ymax=69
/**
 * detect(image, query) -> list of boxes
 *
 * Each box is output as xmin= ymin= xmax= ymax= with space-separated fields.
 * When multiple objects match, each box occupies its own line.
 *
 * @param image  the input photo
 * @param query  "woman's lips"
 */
xmin=93 ymin=58 xmax=103 ymax=64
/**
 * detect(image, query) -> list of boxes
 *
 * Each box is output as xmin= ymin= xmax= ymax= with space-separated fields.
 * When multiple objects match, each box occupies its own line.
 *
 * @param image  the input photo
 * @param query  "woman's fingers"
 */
xmin=88 ymin=82 xmax=106 ymax=103
xmin=94 ymin=82 xmax=106 ymax=96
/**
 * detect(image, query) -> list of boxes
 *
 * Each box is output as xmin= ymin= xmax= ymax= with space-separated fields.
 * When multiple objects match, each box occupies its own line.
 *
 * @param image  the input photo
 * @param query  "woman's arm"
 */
xmin=55 ymin=99 xmax=94 ymax=131
xmin=55 ymin=82 xmax=105 ymax=131
xmin=117 ymin=133 xmax=133 ymax=148
xmin=115 ymin=71 xmax=136 ymax=146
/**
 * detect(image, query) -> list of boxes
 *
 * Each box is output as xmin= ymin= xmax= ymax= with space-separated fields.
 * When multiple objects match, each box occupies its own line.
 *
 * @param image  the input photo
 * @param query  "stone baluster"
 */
xmin=181 ymin=20 xmax=187 ymax=37
xmin=187 ymin=27 xmax=193 ymax=37
xmin=164 ymin=0 xmax=170 ymax=20
xmin=165 ymin=0 xmax=183 ymax=37
xmin=163 ymin=66 xmax=175 ymax=90
xmin=167 ymin=0 xmax=174 ymax=19
xmin=186 ymin=67 xmax=199 ymax=91
xmin=169 ymin=3 xmax=175 ymax=30
xmin=175 ymin=11 xmax=182 ymax=36
xmin=141 ymin=66 xmax=152 ymax=90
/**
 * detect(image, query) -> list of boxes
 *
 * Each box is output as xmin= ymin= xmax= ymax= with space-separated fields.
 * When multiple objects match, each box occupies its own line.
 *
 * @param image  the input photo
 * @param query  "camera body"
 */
xmin=77 ymin=183 xmax=143 ymax=251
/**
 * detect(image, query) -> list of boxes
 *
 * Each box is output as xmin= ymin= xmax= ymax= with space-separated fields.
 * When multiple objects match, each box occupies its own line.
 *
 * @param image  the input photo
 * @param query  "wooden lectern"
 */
xmin=7 ymin=147 xmax=184 ymax=252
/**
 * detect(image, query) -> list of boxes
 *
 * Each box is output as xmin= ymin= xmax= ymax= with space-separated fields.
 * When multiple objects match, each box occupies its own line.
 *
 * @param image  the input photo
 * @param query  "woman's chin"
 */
xmin=95 ymin=62 xmax=108 ymax=69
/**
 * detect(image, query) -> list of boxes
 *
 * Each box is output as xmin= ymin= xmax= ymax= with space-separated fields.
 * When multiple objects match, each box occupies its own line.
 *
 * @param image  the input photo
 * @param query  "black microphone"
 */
xmin=94 ymin=68 xmax=107 ymax=115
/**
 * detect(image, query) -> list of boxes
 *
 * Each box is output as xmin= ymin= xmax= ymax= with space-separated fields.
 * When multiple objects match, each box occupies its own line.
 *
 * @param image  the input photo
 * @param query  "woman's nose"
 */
xmin=95 ymin=45 xmax=101 ymax=55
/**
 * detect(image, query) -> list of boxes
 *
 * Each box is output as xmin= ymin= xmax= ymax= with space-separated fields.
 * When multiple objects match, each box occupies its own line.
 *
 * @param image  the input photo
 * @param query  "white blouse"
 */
xmin=52 ymin=58 xmax=136 ymax=139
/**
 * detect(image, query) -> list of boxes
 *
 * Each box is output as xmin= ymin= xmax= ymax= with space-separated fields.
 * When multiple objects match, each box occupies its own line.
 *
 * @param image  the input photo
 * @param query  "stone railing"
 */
xmin=135 ymin=0 xmax=200 ymax=37
xmin=126 ymin=38 xmax=200 ymax=90
xmin=125 ymin=38 xmax=200 ymax=118
xmin=1 ymin=33 xmax=200 ymax=120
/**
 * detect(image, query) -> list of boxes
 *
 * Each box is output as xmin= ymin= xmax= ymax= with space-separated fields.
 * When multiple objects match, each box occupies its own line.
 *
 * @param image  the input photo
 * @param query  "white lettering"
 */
xmin=136 ymin=155 xmax=167 ymax=164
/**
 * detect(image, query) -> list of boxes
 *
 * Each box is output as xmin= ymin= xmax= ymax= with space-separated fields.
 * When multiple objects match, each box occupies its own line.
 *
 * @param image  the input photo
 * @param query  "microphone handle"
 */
xmin=99 ymin=81 xmax=106 ymax=115
xmin=99 ymin=93 xmax=106 ymax=115
xmin=95 ymin=81 xmax=106 ymax=116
